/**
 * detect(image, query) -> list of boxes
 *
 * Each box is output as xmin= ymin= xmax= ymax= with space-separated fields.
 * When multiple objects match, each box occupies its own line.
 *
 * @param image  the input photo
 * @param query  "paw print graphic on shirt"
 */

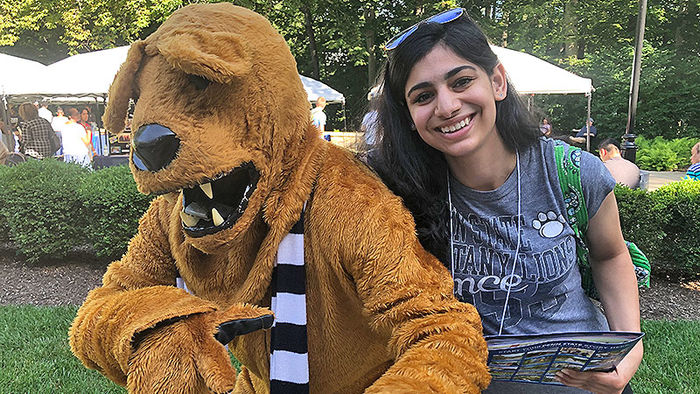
xmin=532 ymin=211 xmax=566 ymax=238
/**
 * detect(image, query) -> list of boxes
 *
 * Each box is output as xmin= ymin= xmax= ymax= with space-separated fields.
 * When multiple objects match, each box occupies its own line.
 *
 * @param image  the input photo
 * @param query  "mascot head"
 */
xmin=104 ymin=4 xmax=316 ymax=250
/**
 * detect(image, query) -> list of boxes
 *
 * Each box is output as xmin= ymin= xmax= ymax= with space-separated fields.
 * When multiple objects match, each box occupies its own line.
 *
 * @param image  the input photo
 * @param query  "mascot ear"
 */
xmin=155 ymin=29 xmax=252 ymax=84
xmin=103 ymin=41 xmax=146 ymax=134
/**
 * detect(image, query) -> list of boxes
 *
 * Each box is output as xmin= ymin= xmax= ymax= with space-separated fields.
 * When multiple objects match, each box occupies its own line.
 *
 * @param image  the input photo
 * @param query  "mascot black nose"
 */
xmin=132 ymin=124 xmax=180 ymax=172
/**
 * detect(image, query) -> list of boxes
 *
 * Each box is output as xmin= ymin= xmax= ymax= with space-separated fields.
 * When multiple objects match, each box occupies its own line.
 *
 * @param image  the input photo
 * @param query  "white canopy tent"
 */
xmin=0 ymin=53 xmax=47 ymax=95
xmin=492 ymin=45 xmax=595 ymax=150
xmin=3 ymin=46 xmax=346 ymax=105
xmin=300 ymin=75 xmax=345 ymax=104
xmin=491 ymin=45 xmax=593 ymax=95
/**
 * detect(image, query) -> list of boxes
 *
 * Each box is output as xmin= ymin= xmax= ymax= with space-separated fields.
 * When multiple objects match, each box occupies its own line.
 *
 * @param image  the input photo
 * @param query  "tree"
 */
xmin=0 ymin=0 xmax=180 ymax=64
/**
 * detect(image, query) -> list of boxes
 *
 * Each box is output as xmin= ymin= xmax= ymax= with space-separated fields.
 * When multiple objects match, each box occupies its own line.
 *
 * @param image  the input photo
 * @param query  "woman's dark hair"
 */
xmin=368 ymin=12 xmax=540 ymax=264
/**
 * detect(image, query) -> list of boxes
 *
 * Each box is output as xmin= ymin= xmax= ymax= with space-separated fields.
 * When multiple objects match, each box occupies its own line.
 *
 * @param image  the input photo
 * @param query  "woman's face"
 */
xmin=81 ymin=110 xmax=89 ymax=122
xmin=404 ymin=44 xmax=506 ymax=161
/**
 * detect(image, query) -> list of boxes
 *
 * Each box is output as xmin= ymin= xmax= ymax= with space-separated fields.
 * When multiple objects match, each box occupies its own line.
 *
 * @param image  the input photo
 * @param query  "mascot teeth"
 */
xmin=180 ymin=211 xmax=199 ymax=227
xmin=211 ymin=208 xmax=225 ymax=226
xmin=178 ymin=162 xmax=259 ymax=237
xmin=200 ymin=183 xmax=213 ymax=199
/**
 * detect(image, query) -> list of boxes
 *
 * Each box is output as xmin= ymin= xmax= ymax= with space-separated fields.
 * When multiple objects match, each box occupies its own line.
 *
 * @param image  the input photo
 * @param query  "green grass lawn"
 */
xmin=1 ymin=306 xmax=698 ymax=393
xmin=0 ymin=305 xmax=122 ymax=393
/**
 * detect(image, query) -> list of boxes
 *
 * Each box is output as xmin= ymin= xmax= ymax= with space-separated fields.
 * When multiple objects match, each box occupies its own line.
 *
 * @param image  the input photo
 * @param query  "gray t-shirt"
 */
xmin=449 ymin=138 xmax=615 ymax=335
xmin=449 ymin=139 xmax=616 ymax=393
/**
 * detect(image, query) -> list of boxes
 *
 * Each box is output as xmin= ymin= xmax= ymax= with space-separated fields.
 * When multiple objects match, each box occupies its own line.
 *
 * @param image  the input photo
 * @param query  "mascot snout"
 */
xmin=132 ymin=124 xmax=180 ymax=172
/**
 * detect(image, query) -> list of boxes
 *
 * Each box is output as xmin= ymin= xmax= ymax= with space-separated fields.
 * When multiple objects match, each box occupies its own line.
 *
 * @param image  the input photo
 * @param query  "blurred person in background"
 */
xmin=38 ymin=101 xmax=53 ymax=123
xmin=51 ymin=106 xmax=69 ymax=156
xmin=311 ymin=96 xmax=328 ymax=140
xmin=598 ymin=138 xmax=640 ymax=189
xmin=685 ymin=141 xmax=700 ymax=181
xmin=78 ymin=107 xmax=96 ymax=156
xmin=17 ymin=102 xmax=55 ymax=159
xmin=51 ymin=106 xmax=68 ymax=131
xmin=361 ymin=86 xmax=381 ymax=150
xmin=540 ymin=117 xmax=552 ymax=137
xmin=1 ymin=120 xmax=14 ymax=153
xmin=62 ymin=107 xmax=91 ymax=167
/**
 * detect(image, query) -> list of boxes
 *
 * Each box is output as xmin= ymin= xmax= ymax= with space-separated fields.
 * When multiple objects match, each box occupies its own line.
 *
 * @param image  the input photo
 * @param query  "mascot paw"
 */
xmin=127 ymin=304 xmax=273 ymax=393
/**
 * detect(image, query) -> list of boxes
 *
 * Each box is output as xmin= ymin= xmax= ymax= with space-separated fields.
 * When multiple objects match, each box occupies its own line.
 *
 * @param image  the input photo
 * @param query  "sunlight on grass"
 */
xmin=633 ymin=320 xmax=700 ymax=393
xmin=0 ymin=306 xmax=698 ymax=392
xmin=0 ymin=305 xmax=123 ymax=392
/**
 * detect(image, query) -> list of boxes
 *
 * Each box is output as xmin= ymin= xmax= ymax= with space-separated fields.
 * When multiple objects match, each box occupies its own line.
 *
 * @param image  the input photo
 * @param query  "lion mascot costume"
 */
xmin=69 ymin=4 xmax=490 ymax=393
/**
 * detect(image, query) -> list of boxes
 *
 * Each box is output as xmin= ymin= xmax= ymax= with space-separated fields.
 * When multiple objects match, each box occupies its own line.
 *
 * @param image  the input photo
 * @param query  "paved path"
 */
xmin=645 ymin=171 xmax=687 ymax=191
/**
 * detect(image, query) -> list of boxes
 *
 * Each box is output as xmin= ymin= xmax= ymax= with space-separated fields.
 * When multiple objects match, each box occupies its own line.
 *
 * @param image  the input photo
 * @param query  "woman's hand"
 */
xmin=556 ymin=341 xmax=642 ymax=393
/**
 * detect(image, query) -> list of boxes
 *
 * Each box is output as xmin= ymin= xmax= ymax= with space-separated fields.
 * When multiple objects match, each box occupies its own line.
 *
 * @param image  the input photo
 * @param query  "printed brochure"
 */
xmin=486 ymin=331 xmax=644 ymax=385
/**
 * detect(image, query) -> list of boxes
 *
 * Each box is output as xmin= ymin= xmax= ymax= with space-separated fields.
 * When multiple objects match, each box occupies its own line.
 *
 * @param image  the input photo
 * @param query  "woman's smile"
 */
xmin=437 ymin=114 xmax=474 ymax=134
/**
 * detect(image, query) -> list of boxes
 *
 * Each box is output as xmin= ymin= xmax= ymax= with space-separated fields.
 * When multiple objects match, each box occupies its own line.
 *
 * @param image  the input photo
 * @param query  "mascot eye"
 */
xmin=188 ymin=74 xmax=211 ymax=91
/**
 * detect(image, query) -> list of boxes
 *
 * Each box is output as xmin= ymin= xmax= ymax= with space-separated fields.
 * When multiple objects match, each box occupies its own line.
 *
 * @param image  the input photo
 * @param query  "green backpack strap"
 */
xmin=626 ymin=241 xmax=651 ymax=288
xmin=553 ymin=142 xmax=595 ymax=297
xmin=554 ymin=141 xmax=651 ymax=298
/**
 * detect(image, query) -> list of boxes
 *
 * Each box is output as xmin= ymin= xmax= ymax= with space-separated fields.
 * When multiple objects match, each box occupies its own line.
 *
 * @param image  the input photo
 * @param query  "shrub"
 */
xmin=636 ymin=136 xmax=698 ymax=171
xmin=78 ymin=165 xmax=154 ymax=259
xmin=0 ymin=160 xmax=89 ymax=263
xmin=636 ymin=141 xmax=678 ymax=171
xmin=616 ymin=180 xmax=700 ymax=279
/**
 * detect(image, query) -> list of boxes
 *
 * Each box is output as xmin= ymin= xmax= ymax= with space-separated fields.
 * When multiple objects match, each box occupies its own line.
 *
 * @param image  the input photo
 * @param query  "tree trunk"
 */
xmin=302 ymin=2 xmax=320 ymax=79
xmin=364 ymin=7 xmax=376 ymax=87
xmin=577 ymin=38 xmax=585 ymax=59
xmin=562 ymin=0 xmax=578 ymax=57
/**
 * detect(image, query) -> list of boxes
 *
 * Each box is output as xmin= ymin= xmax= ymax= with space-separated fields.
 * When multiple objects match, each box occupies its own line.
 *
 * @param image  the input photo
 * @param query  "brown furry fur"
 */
xmin=69 ymin=4 xmax=490 ymax=393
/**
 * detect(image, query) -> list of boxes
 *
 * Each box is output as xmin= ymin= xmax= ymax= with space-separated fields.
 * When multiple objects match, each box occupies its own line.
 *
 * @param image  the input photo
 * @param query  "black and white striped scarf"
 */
xmin=176 ymin=207 xmax=309 ymax=393
xmin=269 ymin=209 xmax=309 ymax=393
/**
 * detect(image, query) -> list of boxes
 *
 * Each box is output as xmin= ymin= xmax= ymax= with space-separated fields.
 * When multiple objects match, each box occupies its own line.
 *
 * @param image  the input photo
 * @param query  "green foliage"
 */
xmin=0 ymin=0 xmax=180 ymax=63
xmin=636 ymin=136 xmax=698 ymax=171
xmin=0 ymin=305 xmax=124 ymax=392
xmin=0 ymin=160 xmax=153 ymax=263
xmin=0 ymin=159 xmax=89 ymax=263
xmin=78 ymin=165 xmax=153 ymax=259
xmin=616 ymin=180 xmax=700 ymax=279
xmin=637 ymin=144 xmax=678 ymax=171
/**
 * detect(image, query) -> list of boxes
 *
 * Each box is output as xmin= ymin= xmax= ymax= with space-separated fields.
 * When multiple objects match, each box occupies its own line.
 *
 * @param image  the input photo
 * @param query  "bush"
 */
xmin=79 ymin=165 xmax=154 ymax=259
xmin=0 ymin=160 xmax=154 ymax=263
xmin=616 ymin=180 xmax=700 ymax=279
xmin=636 ymin=136 xmax=698 ymax=171
xmin=0 ymin=160 xmax=89 ymax=263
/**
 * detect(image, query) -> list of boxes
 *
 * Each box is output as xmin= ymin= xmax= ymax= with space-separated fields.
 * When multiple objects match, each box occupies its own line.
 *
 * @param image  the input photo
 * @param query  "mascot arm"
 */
xmin=69 ymin=198 xmax=218 ymax=384
xmin=351 ymin=203 xmax=491 ymax=393
xmin=70 ymin=198 xmax=273 ymax=392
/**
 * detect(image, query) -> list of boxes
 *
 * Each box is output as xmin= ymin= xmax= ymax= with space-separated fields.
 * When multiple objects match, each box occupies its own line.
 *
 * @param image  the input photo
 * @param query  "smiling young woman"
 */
xmin=368 ymin=8 xmax=642 ymax=394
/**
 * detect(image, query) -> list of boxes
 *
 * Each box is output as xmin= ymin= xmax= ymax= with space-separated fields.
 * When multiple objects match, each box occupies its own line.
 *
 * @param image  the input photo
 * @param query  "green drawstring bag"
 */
xmin=554 ymin=142 xmax=651 ymax=299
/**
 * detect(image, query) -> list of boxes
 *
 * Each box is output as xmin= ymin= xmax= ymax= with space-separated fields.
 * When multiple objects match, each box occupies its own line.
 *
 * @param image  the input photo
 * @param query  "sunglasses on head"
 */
xmin=384 ymin=8 xmax=465 ymax=51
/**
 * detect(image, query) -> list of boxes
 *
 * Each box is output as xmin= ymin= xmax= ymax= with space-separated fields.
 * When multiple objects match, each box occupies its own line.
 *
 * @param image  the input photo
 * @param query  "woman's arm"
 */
xmin=81 ymin=128 xmax=91 ymax=146
xmin=556 ymin=191 xmax=643 ymax=394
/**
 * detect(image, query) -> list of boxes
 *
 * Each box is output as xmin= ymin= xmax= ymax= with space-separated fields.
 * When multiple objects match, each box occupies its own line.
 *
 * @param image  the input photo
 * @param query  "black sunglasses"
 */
xmin=384 ymin=8 xmax=465 ymax=51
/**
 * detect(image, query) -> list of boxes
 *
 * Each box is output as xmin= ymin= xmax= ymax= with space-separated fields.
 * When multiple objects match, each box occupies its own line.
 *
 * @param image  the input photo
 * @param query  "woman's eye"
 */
xmin=413 ymin=92 xmax=432 ymax=104
xmin=188 ymin=74 xmax=211 ymax=91
xmin=453 ymin=77 xmax=473 ymax=89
